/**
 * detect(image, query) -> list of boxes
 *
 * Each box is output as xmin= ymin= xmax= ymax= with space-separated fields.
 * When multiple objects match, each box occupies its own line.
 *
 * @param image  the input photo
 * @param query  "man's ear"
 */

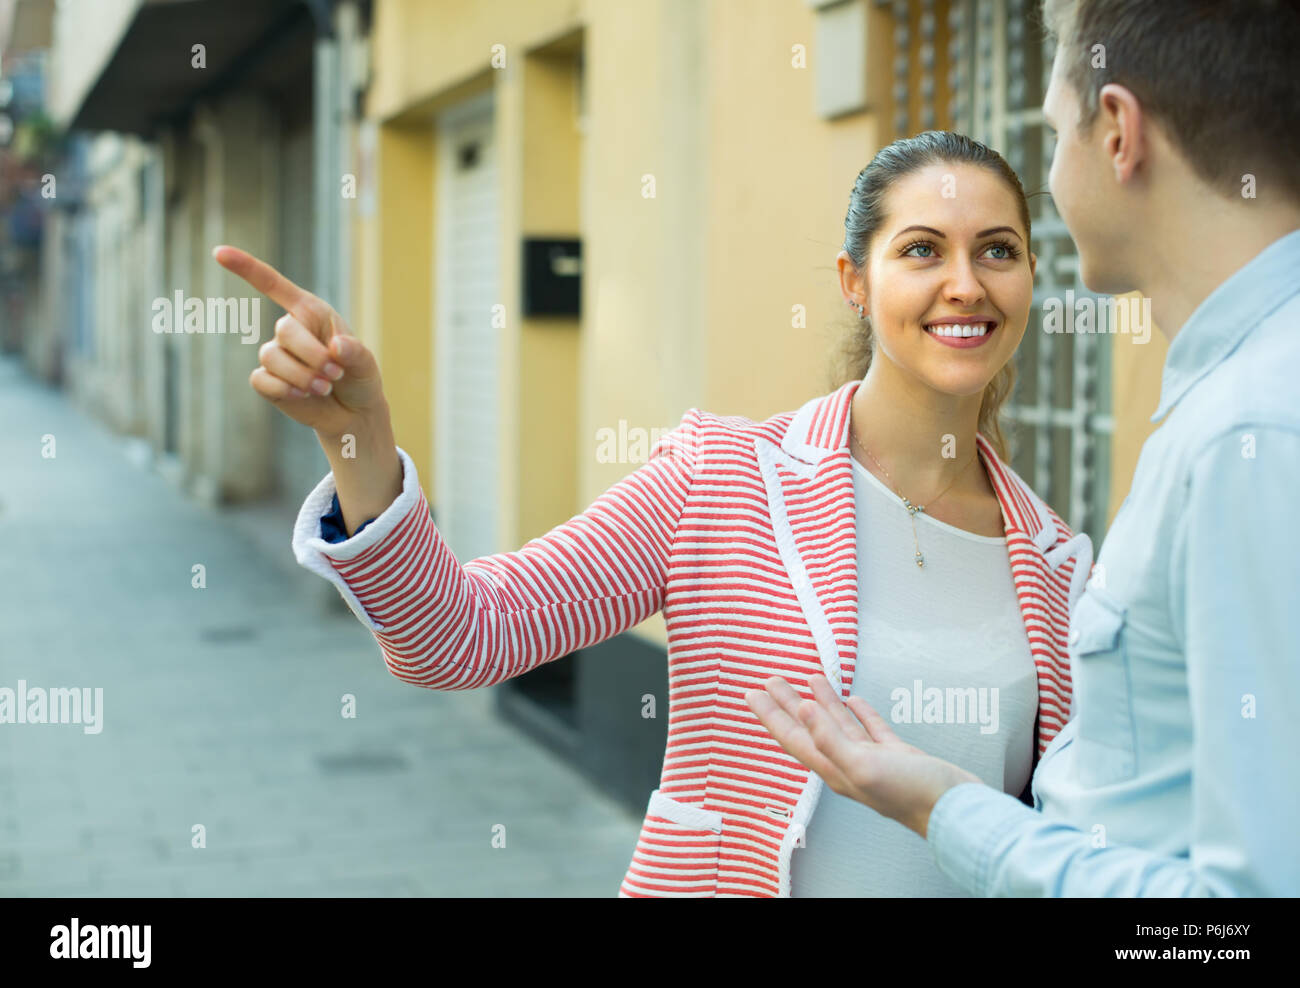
xmin=1098 ymin=82 xmax=1146 ymax=184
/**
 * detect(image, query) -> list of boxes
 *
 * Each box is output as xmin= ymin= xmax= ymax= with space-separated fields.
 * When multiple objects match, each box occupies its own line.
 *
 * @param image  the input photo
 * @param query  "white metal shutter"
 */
xmin=434 ymin=92 xmax=500 ymax=564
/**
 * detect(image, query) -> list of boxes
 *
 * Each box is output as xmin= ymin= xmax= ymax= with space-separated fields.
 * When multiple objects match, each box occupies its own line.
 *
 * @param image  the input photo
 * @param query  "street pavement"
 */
xmin=0 ymin=354 xmax=643 ymax=897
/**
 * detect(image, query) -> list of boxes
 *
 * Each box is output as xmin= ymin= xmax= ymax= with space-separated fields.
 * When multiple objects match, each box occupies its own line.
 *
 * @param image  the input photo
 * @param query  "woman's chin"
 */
xmin=915 ymin=366 xmax=1004 ymax=399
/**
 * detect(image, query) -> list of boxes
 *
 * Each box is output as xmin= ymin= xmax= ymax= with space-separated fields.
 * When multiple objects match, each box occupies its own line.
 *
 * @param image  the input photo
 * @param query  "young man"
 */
xmin=748 ymin=0 xmax=1300 ymax=895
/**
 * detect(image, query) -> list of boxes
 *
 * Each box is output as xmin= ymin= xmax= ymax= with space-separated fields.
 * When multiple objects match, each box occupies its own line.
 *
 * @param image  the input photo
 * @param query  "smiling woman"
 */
xmin=834 ymin=131 xmax=1037 ymax=466
xmin=238 ymin=126 xmax=1081 ymax=898
xmin=740 ymin=129 xmax=1065 ymax=897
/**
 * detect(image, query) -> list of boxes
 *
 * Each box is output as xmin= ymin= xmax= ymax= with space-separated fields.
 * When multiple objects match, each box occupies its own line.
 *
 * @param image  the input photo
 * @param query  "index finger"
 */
xmin=212 ymin=245 xmax=331 ymax=334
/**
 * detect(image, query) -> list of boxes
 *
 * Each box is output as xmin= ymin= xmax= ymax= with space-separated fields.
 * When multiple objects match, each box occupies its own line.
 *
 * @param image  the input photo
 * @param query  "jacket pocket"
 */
xmin=619 ymin=789 xmax=723 ymax=897
xmin=1069 ymin=585 xmax=1137 ymax=787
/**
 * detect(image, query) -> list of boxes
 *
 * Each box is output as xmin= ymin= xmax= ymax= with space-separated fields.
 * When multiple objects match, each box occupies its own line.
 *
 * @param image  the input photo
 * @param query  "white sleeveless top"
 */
xmin=790 ymin=454 xmax=1038 ymax=897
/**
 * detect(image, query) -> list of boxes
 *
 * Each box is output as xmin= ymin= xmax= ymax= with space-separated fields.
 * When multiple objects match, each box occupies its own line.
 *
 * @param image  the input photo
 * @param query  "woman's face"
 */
xmin=841 ymin=161 xmax=1037 ymax=399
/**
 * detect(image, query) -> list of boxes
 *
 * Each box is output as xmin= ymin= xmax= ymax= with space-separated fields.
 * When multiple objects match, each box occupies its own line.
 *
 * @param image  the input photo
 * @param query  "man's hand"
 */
xmin=744 ymin=674 xmax=982 ymax=838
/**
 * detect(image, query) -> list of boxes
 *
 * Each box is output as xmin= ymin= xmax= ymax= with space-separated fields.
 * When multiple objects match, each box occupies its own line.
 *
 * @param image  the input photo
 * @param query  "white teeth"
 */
xmin=927 ymin=322 xmax=991 ymax=337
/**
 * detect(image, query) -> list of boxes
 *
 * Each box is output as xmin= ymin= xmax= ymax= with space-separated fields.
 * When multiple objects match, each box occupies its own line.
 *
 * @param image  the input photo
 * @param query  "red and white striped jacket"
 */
xmin=292 ymin=379 xmax=1092 ymax=896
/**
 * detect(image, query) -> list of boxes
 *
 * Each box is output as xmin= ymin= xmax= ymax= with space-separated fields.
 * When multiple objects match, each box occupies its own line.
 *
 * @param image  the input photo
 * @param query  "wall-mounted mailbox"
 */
xmin=522 ymin=237 xmax=582 ymax=317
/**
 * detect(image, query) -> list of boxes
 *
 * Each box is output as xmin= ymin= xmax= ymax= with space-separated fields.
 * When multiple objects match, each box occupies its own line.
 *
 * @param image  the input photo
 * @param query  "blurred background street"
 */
xmin=0 ymin=352 xmax=642 ymax=896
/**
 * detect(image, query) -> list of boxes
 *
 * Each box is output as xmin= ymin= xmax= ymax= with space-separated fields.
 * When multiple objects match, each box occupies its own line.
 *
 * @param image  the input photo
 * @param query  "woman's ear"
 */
xmin=1028 ymin=250 xmax=1038 ymax=280
xmin=836 ymin=249 xmax=868 ymax=311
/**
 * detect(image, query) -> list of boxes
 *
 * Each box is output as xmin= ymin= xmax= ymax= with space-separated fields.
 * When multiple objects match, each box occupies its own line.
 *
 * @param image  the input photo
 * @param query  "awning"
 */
xmin=61 ymin=0 xmax=323 ymax=137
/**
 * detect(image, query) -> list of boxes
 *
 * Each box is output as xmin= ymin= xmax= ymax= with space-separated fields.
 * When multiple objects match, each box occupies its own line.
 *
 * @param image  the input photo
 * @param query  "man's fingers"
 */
xmin=798 ymin=696 xmax=863 ymax=778
xmin=745 ymin=683 xmax=851 ymax=791
xmin=809 ymin=674 xmax=871 ymax=743
xmin=760 ymin=675 xmax=806 ymax=720
xmin=213 ymin=245 xmax=333 ymax=335
xmin=846 ymin=695 xmax=905 ymax=746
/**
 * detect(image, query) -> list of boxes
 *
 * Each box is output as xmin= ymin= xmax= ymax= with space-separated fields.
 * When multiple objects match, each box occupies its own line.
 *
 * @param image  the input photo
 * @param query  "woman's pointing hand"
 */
xmin=214 ymin=244 xmax=388 ymax=438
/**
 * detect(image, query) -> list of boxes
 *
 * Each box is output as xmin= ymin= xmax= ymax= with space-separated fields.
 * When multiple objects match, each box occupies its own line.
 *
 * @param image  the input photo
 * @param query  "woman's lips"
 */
xmin=924 ymin=321 xmax=997 ymax=348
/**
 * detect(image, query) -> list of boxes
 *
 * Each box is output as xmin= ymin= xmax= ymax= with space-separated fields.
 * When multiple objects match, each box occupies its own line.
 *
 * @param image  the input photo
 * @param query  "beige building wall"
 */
xmin=1108 ymin=293 xmax=1169 ymax=527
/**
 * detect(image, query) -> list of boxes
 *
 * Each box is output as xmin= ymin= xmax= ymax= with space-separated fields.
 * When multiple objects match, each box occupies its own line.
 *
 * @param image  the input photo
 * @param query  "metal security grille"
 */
xmin=881 ymin=0 xmax=1114 ymax=539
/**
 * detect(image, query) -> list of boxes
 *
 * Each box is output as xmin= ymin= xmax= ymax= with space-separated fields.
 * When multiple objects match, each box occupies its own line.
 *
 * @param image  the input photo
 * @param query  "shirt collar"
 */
xmin=1152 ymin=228 xmax=1300 ymax=422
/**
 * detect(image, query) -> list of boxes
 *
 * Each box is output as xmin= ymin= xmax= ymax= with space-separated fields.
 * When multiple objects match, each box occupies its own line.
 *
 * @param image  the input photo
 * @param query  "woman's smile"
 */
xmin=922 ymin=315 xmax=1000 ymax=349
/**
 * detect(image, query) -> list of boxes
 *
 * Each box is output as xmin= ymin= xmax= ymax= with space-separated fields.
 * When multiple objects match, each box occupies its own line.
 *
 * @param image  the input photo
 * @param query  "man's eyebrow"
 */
xmin=891 ymin=224 xmax=1022 ymax=241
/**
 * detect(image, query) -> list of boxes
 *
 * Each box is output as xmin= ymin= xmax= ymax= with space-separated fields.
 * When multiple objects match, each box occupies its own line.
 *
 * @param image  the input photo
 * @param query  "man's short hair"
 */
xmin=1041 ymin=0 xmax=1300 ymax=203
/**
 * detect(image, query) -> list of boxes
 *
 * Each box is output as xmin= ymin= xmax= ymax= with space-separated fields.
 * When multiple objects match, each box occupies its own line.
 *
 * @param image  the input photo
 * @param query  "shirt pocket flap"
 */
xmin=1071 ymin=587 xmax=1126 ymax=654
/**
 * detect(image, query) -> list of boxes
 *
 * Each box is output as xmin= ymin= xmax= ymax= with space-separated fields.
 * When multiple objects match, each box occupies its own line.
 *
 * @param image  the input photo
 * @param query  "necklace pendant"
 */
xmin=915 ymin=550 xmax=925 ymax=568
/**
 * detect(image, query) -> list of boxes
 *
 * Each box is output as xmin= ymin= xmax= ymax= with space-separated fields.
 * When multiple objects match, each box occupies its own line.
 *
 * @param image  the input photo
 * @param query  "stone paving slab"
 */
xmin=0 ymin=356 xmax=641 ymax=898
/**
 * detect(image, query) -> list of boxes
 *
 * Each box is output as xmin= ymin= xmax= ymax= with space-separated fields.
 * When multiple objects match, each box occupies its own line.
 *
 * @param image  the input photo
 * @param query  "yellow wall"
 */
xmin=518 ymin=45 xmax=582 ymax=542
xmin=367 ymin=122 xmax=436 ymax=493
xmin=702 ymin=0 xmax=897 ymax=419
xmin=367 ymin=0 xmax=582 ymax=122
xmin=1108 ymin=292 xmax=1169 ymax=526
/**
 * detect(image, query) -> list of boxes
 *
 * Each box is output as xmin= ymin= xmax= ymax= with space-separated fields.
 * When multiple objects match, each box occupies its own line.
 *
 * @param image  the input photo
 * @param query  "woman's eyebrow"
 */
xmin=892 ymin=225 xmax=945 ymax=240
xmin=890 ymin=224 xmax=1023 ymax=241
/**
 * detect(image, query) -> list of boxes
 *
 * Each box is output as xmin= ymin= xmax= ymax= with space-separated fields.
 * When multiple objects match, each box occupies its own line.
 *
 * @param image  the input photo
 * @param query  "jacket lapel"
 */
xmin=755 ymin=379 xmax=1089 ymax=755
xmin=979 ymin=437 xmax=1089 ymax=751
xmin=754 ymin=381 xmax=862 ymax=697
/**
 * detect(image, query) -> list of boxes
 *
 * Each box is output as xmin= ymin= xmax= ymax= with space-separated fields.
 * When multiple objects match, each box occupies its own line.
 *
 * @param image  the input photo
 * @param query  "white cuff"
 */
xmin=291 ymin=444 xmax=424 ymax=633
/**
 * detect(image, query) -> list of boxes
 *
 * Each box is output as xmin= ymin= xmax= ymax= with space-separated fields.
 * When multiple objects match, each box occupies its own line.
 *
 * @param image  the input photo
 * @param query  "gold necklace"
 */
xmin=849 ymin=429 xmax=977 ymax=569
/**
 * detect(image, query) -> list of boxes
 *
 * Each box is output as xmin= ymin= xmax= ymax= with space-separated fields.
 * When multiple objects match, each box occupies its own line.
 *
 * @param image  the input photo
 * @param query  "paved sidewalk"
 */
xmin=0 ymin=355 xmax=642 ymax=897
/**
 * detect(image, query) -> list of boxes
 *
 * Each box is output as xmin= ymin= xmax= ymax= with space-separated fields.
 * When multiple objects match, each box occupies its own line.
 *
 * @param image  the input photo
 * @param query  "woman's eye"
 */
xmin=986 ymin=244 xmax=1009 ymax=259
xmin=903 ymin=243 xmax=934 ymax=258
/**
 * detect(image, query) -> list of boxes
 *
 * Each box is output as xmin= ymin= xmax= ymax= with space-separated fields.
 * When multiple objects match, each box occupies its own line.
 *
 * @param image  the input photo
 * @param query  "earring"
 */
xmin=849 ymin=300 xmax=866 ymax=320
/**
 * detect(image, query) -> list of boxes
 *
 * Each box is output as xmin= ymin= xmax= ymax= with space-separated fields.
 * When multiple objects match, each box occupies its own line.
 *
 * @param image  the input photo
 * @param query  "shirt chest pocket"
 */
xmin=1069 ymin=586 xmax=1138 ymax=787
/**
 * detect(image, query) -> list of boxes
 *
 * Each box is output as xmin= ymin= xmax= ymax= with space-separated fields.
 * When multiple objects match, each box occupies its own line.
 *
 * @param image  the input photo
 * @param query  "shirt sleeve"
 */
xmin=320 ymin=491 xmax=377 ymax=543
xmin=926 ymin=426 xmax=1300 ymax=896
xmin=291 ymin=410 xmax=701 ymax=691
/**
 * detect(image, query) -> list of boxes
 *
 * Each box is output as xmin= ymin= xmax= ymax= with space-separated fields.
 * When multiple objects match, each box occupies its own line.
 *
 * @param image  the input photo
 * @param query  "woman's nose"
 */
xmin=943 ymin=258 xmax=986 ymax=305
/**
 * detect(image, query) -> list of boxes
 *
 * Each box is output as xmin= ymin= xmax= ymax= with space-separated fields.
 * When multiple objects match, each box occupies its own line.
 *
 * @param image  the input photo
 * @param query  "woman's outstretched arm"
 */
xmin=214 ymin=243 xmax=701 ymax=691
xmin=296 ymin=415 xmax=699 ymax=690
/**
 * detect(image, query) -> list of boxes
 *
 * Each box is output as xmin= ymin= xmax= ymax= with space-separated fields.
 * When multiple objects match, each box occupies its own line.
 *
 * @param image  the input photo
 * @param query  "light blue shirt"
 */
xmin=926 ymin=228 xmax=1300 ymax=896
